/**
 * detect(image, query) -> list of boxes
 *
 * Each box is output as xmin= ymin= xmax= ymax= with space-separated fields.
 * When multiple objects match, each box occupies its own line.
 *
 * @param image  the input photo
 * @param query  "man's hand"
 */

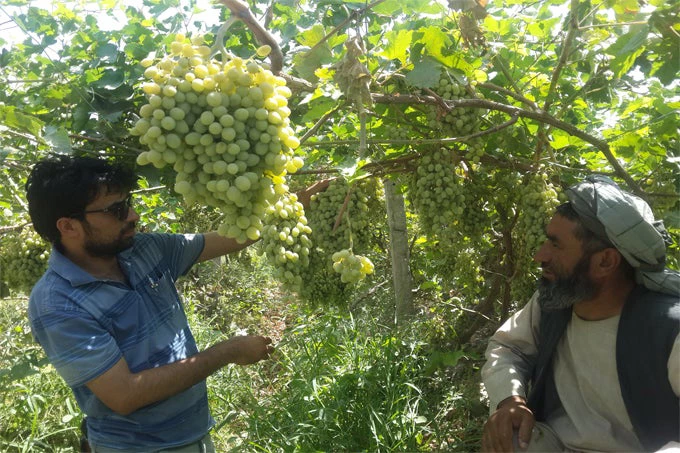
xmin=86 ymin=335 xmax=275 ymax=415
xmin=223 ymin=335 xmax=274 ymax=365
xmin=481 ymin=396 xmax=535 ymax=452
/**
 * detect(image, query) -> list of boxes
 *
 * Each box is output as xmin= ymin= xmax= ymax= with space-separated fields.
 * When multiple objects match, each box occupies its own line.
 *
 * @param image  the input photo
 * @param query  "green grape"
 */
xmin=297 ymin=252 xmax=352 ymax=307
xmin=0 ymin=227 xmax=50 ymax=295
xmin=424 ymin=71 xmax=483 ymax=141
xmin=307 ymin=177 xmax=383 ymax=255
xmin=509 ymin=171 xmax=560 ymax=302
xmin=515 ymin=171 xmax=560 ymax=258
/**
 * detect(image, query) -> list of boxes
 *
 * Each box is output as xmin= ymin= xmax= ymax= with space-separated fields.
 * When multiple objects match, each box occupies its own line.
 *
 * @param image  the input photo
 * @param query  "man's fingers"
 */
xmin=498 ymin=424 xmax=514 ymax=452
xmin=517 ymin=416 xmax=534 ymax=449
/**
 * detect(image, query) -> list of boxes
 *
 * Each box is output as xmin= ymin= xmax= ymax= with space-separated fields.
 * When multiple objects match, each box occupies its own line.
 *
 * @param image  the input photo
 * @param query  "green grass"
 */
xmin=0 ymin=260 xmax=488 ymax=452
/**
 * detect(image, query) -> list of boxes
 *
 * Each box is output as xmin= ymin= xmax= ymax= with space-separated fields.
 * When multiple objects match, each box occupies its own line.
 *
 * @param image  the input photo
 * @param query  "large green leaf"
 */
xmin=381 ymin=29 xmax=413 ymax=66
xmin=405 ymin=58 xmax=441 ymax=88
xmin=0 ymin=105 xmax=44 ymax=138
xmin=606 ymin=25 xmax=649 ymax=78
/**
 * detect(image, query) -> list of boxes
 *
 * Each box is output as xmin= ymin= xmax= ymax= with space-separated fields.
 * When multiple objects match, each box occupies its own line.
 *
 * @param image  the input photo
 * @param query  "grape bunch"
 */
xmin=307 ymin=177 xmax=382 ymax=254
xmin=259 ymin=192 xmax=312 ymax=290
xmin=385 ymin=124 xmax=411 ymax=141
xmin=426 ymin=72 xmax=481 ymax=137
xmin=331 ymin=249 xmax=374 ymax=283
xmin=298 ymin=177 xmax=385 ymax=305
xmin=0 ymin=227 xmax=49 ymax=295
xmin=515 ymin=172 xmax=560 ymax=257
xmin=409 ymin=147 xmax=466 ymax=234
xmin=130 ymin=34 xmax=304 ymax=244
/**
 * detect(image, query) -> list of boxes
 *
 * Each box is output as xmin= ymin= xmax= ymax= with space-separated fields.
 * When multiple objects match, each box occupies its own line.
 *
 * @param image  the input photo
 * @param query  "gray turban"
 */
xmin=566 ymin=175 xmax=680 ymax=296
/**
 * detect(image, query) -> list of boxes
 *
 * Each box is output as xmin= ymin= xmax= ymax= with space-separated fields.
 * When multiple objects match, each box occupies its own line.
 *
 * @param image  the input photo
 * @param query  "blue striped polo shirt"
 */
xmin=28 ymin=233 xmax=214 ymax=450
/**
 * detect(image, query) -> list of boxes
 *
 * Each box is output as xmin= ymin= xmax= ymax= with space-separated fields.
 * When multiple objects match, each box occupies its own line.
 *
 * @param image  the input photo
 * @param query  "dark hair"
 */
xmin=25 ymin=155 xmax=138 ymax=250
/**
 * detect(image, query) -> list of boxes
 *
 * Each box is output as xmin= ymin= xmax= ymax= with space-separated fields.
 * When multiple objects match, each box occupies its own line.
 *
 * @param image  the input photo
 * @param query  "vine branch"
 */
xmin=543 ymin=0 xmax=580 ymax=113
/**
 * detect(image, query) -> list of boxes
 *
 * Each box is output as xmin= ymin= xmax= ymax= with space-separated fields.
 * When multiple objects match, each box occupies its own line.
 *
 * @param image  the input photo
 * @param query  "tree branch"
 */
xmin=299 ymin=104 xmax=345 ymax=145
xmin=217 ymin=0 xmax=284 ymax=73
xmin=0 ymin=222 xmax=31 ymax=235
xmin=301 ymin=113 xmax=518 ymax=148
xmin=69 ymin=134 xmax=146 ymax=155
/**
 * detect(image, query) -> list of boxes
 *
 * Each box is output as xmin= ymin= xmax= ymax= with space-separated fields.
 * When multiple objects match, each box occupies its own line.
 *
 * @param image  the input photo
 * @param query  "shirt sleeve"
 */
xmin=481 ymin=292 xmax=542 ymax=412
xmin=30 ymin=304 xmax=122 ymax=388
xmin=148 ymin=233 xmax=206 ymax=279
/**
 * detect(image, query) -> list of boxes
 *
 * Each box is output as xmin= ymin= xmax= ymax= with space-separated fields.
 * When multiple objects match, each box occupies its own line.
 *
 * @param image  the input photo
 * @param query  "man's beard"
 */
xmin=537 ymin=253 xmax=599 ymax=311
xmin=84 ymin=222 xmax=136 ymax=258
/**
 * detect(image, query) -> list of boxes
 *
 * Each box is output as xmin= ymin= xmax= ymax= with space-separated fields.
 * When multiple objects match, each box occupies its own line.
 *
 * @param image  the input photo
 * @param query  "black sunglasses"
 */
xmin=81 ymin=195 xmax=133 ymax=221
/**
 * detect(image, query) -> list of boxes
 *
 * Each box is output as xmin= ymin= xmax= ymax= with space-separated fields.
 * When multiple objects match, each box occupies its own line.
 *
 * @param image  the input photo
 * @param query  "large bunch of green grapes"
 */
xmin=297 ymin=252 xmax=352 ymax=306
xmin=508 ymin=172 xmax=560 ymax=302
xmin=0 ymin=228 xmax=49 ymax=295
xmin=409 ymin=147 xmax=466 ymax=235
xmin=457 ymin=177 xmax=491 ymax=240
xmin=130 ymin=34 xmax=304 ymax=244
xmin=332 ymin=249 xmax=374 ymax=283
xmin=515 ymin=172 xmax=560 ymax=258
xmin=258 ymin=192 xmax=312 ymax=290
xmin=300 ymin=177 xmax=384 ymax=305
xmin=385 ymin=124 xmax=410 ymax=141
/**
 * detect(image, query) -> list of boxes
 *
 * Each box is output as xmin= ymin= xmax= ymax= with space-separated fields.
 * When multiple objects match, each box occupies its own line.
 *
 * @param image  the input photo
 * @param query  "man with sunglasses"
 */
xmin=25 ymin=155 xmax=324 ymax=452
xmin=480 ymin=175 xmax=680 ymax=452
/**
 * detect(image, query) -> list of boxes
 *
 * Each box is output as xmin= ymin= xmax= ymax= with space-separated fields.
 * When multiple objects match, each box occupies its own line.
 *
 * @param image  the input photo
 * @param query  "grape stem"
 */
xmin=217 ymin=0 xmax=284 ymax=73
xmin=332 ymin=186 xmax=353 ymax=236
xmin=212 ymin=17 xmax=238 ymax=61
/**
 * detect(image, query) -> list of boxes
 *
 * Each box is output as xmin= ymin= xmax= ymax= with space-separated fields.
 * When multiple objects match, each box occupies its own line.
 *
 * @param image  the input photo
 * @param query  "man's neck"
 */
xmin=573 ymin=278 xmax=636 ymax=321
xmin=64 ymin=247 xmax=124 ymax=282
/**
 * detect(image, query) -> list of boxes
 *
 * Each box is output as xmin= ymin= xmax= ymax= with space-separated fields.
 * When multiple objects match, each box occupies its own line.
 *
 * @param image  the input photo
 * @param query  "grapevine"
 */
xmin=131 ymin=34 xmax=304 ymax=244
xmin=0 ymin=227 xmax=50 ymax=295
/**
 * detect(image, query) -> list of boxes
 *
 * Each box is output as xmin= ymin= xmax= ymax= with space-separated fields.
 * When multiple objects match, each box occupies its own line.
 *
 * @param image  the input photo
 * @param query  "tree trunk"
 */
xmin=383 ymin=177 xmax=414 ymax=324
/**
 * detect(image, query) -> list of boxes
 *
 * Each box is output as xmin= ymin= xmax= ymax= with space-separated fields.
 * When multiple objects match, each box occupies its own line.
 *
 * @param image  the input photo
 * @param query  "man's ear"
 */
xmin=590 ymin=248 xmax=622 ymax=278
xmin=55 ymin=217 xmax=82 ymax=241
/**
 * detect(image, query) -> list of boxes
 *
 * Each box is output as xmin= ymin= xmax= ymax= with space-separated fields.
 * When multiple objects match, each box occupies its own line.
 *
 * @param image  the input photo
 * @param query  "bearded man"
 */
xmin=25 ymin=155 xmax=325 ymax=452
xmin=481 ymin=175 xmax=680 ymax=452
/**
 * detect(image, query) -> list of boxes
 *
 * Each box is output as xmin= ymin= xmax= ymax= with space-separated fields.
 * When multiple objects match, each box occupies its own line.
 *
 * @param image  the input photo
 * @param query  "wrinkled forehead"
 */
xmin=546 ymin=214 xmax=584 ymax=247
